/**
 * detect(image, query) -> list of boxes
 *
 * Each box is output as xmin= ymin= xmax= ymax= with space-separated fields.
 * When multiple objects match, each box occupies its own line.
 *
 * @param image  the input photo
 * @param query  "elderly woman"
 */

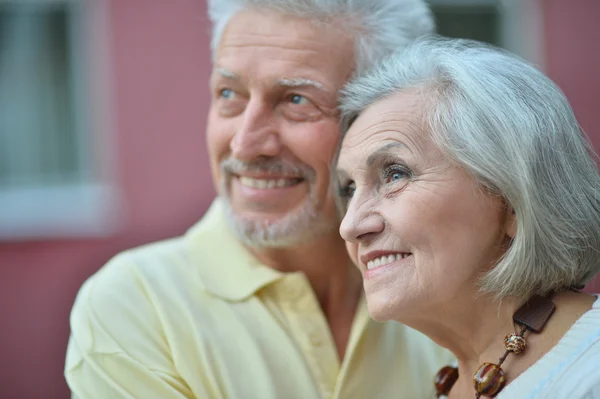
xmin=335 ymin=37 xmax=600 ymax=399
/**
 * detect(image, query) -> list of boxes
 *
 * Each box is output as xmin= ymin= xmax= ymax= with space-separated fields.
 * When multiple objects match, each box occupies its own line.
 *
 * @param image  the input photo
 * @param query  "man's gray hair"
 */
xmin=207 ymin=0 xmax=434 ymax=76
xmin=340 ymin=36 xmax=600 ymax=301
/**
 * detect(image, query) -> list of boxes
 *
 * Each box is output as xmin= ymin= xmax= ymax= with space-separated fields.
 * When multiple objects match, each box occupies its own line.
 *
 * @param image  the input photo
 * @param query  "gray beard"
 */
xmin=217 ymin=157 xmax=336 ymax=248
xmin=220 ymin=188 xmax=336 ymax=249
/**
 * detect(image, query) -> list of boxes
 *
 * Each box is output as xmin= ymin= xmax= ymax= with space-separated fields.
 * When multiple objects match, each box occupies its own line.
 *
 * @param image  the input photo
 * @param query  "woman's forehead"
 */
xmin=342 ymin=92 xmax=425 ymax=142
xmin=339 ymin=93 xmax=427 ymax=164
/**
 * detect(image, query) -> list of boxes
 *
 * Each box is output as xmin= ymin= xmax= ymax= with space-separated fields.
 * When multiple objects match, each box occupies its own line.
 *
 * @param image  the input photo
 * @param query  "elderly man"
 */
xmin=65 ymin=1 xmax=452 ymax=398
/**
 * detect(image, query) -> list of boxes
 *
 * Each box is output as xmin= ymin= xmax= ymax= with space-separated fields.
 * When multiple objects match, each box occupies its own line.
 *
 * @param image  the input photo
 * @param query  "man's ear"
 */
xmin=504 ymin=206 xmax=517 ymax=239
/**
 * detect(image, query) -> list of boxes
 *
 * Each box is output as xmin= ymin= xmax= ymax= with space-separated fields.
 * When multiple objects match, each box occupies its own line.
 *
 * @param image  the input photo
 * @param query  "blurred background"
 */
xmin=0 ymin=0 xmax=598 ymax=397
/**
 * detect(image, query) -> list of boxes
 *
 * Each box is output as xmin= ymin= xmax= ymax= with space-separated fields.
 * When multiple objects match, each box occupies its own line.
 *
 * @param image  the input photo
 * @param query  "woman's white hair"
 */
xmin=207 ymin=0 xmax=434 ymax=76
xmin=340 ymin=36 xmax=600 ymax=301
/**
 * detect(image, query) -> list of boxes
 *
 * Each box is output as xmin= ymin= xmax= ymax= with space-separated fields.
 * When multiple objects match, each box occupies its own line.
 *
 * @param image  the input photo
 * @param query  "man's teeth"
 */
xmin=366 ymin=253 xmax=410 ymax=269
xmin=239 ymin=176 xmax=298 ymax=189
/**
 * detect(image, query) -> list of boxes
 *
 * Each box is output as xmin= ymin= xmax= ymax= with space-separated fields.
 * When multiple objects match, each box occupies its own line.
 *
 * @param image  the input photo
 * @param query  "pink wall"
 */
xmin=0 ymin=1 xmax=599 ymax=398
xmin=543 ymin=0 xmax=600 ymax=293
xmin=0 ymin=1 xmax=215 ymax=398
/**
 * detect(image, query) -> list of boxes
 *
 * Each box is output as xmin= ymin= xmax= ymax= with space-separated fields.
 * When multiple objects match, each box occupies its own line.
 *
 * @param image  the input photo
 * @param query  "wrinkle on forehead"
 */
xmin=220 ymin=34 xmax=328 ymax=54
xmin=343 ymin=92 xmax=427 ymax=147
xmin=219 ymin=8 xmax=353 ymax=53
xmin=341 ymin=118 xmax=426 ymax=161
xmin=215 ymin=9 xmax=355 ymax=102
xmin=337 ymin=92 xmax=430 ymax=175
xmin=241 ymin=7 xmax=353 ymax=38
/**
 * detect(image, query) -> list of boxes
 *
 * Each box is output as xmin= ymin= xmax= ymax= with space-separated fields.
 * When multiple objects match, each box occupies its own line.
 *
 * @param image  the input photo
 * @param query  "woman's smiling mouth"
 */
xmin=363 ymin=252 xmax=412 ymax=270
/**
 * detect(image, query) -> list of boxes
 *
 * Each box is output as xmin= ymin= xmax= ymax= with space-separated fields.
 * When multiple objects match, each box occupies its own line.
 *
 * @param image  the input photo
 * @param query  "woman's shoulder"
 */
xmin=501 ymin=294 xmax=600 ymax=398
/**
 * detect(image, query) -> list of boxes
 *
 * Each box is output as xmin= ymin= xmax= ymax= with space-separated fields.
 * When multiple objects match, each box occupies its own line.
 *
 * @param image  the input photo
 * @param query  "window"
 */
xmin=427 ymin=0 xmax=545 ymax=67
xmin=0 ymin=0 xmax=120 ymax=239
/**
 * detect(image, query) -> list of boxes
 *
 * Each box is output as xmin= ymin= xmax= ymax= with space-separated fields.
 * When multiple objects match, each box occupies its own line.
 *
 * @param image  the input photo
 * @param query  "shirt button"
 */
xmin=309 ymin=332 xmax=324 ymax=347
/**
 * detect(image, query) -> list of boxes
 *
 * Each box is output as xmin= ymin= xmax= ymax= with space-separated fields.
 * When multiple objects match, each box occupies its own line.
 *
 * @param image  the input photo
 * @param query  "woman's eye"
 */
xmin=339 ymin=181 xmax=356 ymax=198
xmin=289 ymin=94 xmax=309 ymax=105
xmin=383 ymin=167 xmax=410 ymax=183
xmin=219 ymin=88 xmax=235 ymax=99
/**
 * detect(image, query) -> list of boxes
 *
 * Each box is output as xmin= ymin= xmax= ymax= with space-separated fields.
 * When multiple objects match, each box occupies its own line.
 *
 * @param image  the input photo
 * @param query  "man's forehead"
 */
xmin=222 ymin=8 xmax=346 ymax=44
xmin=214 ymin=9 xmax=355 ymax=84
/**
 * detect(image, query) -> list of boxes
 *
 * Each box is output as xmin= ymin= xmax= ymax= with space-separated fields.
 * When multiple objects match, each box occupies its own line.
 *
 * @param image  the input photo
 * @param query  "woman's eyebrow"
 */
xmin=335 ymin=167 xmax=350 ymax=182
xmin=366 ymin=142 xmax=409 ymax=166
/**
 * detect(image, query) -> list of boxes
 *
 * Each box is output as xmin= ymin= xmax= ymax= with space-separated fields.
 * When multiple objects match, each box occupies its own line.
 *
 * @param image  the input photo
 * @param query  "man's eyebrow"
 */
xmin=366 ymin=142 xmax=409 ymax=166
xmin=214 ymin=71 xmax=327 ymax=93
xmin=216 ymin=67 xmax=238 ymax=80
xmin=279 ymin=77 xmax=326 ymax=91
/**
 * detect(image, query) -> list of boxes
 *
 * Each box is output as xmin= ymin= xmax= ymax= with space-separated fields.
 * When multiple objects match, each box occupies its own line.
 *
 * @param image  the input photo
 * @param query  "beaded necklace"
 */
xmin=434 ymin=295 xmax=556 ymax=398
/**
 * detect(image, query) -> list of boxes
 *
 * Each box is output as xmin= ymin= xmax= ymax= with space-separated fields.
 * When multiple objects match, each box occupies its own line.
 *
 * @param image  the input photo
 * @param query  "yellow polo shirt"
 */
xmin=65 ymin=199 xmax=453 ymax=399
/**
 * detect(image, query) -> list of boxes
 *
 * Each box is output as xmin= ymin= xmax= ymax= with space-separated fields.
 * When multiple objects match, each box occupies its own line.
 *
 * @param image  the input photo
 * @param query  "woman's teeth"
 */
xmin=366 ymin=253 xmax=410 ymax=269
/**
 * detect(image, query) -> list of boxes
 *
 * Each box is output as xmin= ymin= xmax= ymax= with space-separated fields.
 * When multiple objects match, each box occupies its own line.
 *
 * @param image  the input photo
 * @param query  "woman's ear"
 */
xmin=504 ymin=206 xmax=517 ymax=239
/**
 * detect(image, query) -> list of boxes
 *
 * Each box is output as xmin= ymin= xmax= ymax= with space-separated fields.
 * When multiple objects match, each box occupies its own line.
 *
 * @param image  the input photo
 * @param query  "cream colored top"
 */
xmin=66 ymin=199 xmax=453 ymax=399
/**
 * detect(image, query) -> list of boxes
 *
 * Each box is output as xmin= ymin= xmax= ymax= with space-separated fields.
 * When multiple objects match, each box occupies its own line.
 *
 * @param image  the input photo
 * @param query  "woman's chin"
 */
xmin=365 ymin=294 xmax=406 ymax=322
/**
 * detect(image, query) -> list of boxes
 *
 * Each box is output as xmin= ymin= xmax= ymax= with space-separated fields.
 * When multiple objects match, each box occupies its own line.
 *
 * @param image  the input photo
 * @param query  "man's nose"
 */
xmin=339 ymin=196 xmax=385 ymax=244
xmin=230 ymin=100 xmax=283 ymax=161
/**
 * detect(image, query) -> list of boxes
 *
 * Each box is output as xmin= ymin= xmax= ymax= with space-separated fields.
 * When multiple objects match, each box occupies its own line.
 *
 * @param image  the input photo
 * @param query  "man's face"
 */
xmin=207 ymin=9 xmax=355 ymax=247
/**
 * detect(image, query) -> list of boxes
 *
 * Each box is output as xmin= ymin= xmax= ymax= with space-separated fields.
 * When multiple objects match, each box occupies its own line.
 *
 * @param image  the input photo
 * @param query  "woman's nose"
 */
xmin=339 ymin=196 xmax=385 ymax=244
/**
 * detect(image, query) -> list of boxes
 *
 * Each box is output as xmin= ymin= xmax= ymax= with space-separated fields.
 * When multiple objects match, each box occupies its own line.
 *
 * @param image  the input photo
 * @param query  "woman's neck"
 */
xmin=409 ymin=291 xmax=520 ymax=371
xmin=402 ymin=290 xmax=596 ymax=398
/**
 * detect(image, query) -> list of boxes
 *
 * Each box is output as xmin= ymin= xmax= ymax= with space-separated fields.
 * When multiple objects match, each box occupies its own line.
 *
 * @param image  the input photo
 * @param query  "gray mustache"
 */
xmin=221 ymin=158 xmax=315 ymax=180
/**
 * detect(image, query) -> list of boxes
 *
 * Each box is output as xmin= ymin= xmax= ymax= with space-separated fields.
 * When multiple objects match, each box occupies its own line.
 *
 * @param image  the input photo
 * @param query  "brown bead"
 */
xmin=435 ymin=366 xmax=459 ymax=396
xmin=504 ymin=333 xmax=527 ymax=354
xmin=513 ymin=294 xmax=555 ymax=333
xmin=473 ymin=362 xmax=506 ymax=397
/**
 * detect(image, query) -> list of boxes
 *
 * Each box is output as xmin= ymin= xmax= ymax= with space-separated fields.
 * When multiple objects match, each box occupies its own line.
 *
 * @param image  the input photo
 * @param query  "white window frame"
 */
xmin=0 ymin=0 xmax=122 ymax=240
xmin=428 ymin=0 xmax=546 ymax=69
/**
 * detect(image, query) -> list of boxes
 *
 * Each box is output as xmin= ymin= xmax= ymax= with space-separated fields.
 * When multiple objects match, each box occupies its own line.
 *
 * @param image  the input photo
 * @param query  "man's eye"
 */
xmin=219 ymin=88 xmax=235 ymax=99
xmin=289 ymin=94 xmax=309 ymax=105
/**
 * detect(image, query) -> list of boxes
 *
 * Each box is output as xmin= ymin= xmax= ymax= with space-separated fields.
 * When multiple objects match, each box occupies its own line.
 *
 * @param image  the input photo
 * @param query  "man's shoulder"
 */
xmin=82 ymin=233 xmax=192 ymax=296
xmin=70 ymin=237 xmax=187 ymax=328
xmin=69 ymin=199 xmax=246 ymax=337
xmin=82 ymin=198 xmax=237 ymax=301
xmin=68 ymin=231 xmax=227 ymax=357
xmin=107 ymin=234 xmax=191 ymax=276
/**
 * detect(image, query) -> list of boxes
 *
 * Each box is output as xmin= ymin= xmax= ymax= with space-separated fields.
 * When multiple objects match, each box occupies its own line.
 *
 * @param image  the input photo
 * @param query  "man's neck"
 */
xmin=247 ymin=231 xmax=363 ymax=359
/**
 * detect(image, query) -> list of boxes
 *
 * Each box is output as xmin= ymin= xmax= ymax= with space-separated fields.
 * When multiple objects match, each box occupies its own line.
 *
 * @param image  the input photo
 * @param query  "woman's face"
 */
xmin=337 ymin=91 xmax=515 ymax=322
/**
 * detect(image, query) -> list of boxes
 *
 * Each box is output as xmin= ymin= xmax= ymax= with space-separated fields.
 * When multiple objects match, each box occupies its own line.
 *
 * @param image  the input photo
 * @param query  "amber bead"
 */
xmin=435 ymin=366 xmax=459 ymax=396
xmin=504 ymin=333 xmax=527 ymax=354
xmin=473 ymin=362 xmax=506 ymax=397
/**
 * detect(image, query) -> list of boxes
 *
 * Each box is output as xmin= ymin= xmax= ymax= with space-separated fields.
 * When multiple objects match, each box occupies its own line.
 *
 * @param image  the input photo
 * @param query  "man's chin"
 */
xmin=222 ymin=200 xmax=335 ymax=248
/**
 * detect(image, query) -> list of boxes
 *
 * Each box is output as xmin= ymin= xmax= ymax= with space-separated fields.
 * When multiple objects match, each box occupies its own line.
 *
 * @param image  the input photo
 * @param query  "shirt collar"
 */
xmin=185 ymin=198 xmax=283 ymax=301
